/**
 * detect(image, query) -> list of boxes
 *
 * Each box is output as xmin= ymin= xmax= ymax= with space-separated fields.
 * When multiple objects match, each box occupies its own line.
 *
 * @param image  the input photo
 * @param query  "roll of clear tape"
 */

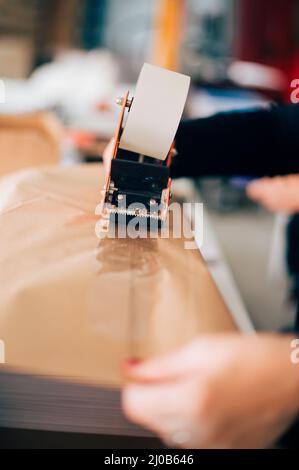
xmin=119 ymin=63 xmax=190 ymax=161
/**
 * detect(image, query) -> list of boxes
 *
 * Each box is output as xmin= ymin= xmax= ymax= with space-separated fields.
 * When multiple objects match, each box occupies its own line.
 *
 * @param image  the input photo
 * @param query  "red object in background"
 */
xmin=64 ymin=129 xmax=96 ymax=149
xmin=235 ymin=0 xmax=298 ymax=99
xmin=291 ymin=53 xmax=299 ymax=79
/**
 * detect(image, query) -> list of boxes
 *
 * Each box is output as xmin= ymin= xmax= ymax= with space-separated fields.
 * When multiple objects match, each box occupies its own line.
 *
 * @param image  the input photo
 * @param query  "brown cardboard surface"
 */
xmin=0 ymin=164 xmax=237 ymax=388
xmin=0 ymin=113 xmax=61 ymax=177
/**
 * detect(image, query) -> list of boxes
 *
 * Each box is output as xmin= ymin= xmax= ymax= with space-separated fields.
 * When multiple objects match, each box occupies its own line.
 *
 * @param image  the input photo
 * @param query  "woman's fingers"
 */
xmin=103 ymin=137 xmax=115 ymax=173
xmin=123 ymin=381 xmax=181 ymax=431
xmin=246 ymin=178 xmax=271 ymax=200
xmin=247 ymin=175 xmax=299 ymax=213
xmin=123 ymin=339 xmax=207 ymax=383
xmin=123 ymin=334 xmax=237 ymax=383
xmin=122 ymin=377 xmax=210 ymax=446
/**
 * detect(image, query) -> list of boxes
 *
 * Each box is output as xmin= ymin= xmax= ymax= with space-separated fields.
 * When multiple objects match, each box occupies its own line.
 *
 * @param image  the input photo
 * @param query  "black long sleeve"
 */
xmin=173 ymin=104 xmax=299 ymax=179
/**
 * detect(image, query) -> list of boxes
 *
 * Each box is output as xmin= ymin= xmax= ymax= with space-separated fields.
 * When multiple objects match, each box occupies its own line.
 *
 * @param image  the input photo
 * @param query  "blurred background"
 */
xmin=0 ymin=0 xmax=299 ymax=331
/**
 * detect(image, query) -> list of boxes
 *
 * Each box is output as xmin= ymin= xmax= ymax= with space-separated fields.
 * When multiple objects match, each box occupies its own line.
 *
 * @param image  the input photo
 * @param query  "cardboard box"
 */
xmin=0 ymin=37 xmax=34 ymax=79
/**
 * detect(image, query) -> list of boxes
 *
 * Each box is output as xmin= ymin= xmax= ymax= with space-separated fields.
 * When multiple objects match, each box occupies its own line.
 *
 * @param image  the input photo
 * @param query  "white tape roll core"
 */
xmin=119 ymin=63 xmax=190 ymax=161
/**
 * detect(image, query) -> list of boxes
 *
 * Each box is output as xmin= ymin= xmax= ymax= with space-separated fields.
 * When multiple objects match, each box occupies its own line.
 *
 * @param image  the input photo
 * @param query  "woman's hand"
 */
xmin=102 ymin=138 xmax=115 ymax=174
xmin=122 ymin=334 xmax=299 ymax=448
xmin=247 ymin=175 xmax=299 ymax=214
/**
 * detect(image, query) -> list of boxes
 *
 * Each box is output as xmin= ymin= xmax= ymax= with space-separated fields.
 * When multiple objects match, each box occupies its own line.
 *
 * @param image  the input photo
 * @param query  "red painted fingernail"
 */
xmin=124 ymin=358 xmax=141 ymax=367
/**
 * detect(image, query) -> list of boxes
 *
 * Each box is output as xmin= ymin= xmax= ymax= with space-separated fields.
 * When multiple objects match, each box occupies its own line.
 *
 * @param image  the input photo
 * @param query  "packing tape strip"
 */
xmin=119 ymin=63 xmax=190 ymax=161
